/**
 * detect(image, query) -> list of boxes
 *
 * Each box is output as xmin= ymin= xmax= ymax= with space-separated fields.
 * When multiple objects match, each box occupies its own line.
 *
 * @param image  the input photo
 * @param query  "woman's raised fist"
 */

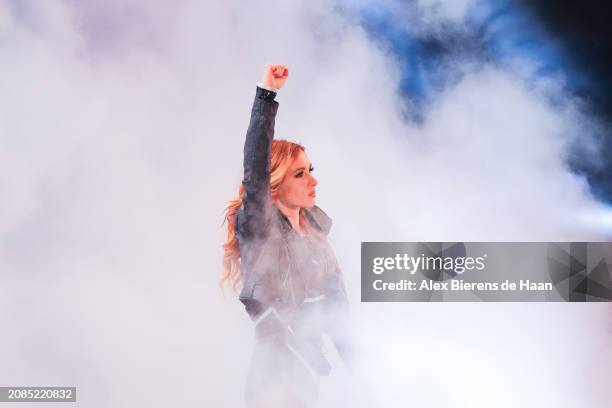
xmin=261 ymin=64 xmax=289 ymax=91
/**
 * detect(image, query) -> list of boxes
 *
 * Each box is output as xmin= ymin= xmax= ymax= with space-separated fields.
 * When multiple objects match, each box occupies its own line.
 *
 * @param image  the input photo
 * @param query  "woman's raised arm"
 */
xmin=235 ymin=64 xmax=289 ymax=241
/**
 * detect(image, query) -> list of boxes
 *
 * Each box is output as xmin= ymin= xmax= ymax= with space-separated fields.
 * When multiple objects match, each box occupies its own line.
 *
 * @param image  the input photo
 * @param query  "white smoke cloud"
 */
xmin=417 ymin=0 xmax=475 ymax=23
xmin=1 ymin=0 xmax=610 ymax=407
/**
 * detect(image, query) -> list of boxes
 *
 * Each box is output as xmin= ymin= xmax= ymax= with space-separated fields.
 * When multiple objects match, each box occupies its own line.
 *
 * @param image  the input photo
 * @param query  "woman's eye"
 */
xmin=295 ymin=167 xmax=313 ymax=178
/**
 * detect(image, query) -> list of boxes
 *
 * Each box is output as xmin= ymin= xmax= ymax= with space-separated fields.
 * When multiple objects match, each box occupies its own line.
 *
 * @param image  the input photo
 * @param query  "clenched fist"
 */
xmin=261 ymin=64 xmax=289 ymax=91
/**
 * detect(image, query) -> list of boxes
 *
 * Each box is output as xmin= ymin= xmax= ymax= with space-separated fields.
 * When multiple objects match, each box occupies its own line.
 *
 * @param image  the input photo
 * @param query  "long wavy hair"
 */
xmin=221 ymin=139 xmax=315 ymax=290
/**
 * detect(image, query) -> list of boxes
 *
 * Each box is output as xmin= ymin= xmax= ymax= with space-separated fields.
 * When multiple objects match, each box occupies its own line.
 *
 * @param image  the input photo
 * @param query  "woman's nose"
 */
xmin=309 ymin=175 xmax=318 ymax=186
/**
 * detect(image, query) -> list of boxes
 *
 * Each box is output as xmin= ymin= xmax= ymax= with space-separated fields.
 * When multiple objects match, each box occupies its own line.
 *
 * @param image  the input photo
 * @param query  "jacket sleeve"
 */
xmin=236 ymin=87 xmax=289 ymax=339
xmin=234 ymin=86 xmax=279 ymax=242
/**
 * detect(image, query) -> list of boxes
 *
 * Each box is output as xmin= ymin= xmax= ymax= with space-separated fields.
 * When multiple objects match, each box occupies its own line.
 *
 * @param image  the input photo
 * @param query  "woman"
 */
xmin=221 ymin=64 xmax=352 ymax=407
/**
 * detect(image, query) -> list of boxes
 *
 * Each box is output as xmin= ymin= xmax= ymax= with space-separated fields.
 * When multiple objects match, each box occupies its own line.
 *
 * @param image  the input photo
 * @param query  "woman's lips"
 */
xmin=309 ymin=191 xmax=316 ymax=197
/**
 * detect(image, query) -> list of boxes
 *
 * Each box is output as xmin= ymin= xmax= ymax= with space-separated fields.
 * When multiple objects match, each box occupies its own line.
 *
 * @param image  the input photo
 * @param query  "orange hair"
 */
xmin=221 ymin=139 xmax=309 ymax=290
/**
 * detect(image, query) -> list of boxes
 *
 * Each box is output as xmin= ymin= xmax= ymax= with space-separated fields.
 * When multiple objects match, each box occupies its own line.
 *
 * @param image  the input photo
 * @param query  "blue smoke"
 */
xmin=337 ymin=0 xmax=582 ymax=105
xmin=336 ymin=0 xmax=610 ymax=203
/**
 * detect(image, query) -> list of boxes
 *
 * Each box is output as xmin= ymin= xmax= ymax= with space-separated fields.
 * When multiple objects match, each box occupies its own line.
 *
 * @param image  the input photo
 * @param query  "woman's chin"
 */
xmin=303 ymin=198 xmax=316 ymax=209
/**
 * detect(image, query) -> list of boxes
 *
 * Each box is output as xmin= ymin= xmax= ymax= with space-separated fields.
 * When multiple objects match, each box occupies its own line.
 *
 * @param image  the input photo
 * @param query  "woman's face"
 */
xmin=277 ymin=150 xmax=318 ymax=209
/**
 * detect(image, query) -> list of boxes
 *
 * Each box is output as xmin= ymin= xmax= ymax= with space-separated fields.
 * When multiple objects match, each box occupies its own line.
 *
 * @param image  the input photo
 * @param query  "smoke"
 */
xmin=1 ymin=0 xmax=610 ymax=407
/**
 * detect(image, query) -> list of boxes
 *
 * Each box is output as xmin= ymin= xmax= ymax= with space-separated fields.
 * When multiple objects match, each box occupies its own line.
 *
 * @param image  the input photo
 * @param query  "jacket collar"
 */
xmin=276 ymin=205 xmax=333 ymax=235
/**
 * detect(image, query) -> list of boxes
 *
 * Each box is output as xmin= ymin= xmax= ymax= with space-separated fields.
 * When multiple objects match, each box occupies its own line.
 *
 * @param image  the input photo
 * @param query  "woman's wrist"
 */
xmin=256 ymin=81 xmax=279 ymax=93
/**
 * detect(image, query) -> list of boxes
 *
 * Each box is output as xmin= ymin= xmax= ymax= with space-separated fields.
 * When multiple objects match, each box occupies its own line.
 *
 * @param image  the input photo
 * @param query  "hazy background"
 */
xmin=1 ymin=0 xmax=611 ymax=407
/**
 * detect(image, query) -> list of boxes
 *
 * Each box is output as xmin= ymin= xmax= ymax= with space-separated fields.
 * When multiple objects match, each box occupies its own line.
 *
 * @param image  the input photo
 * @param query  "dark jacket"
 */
xmin=235 ymin=86 xmax=352 ymax=375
